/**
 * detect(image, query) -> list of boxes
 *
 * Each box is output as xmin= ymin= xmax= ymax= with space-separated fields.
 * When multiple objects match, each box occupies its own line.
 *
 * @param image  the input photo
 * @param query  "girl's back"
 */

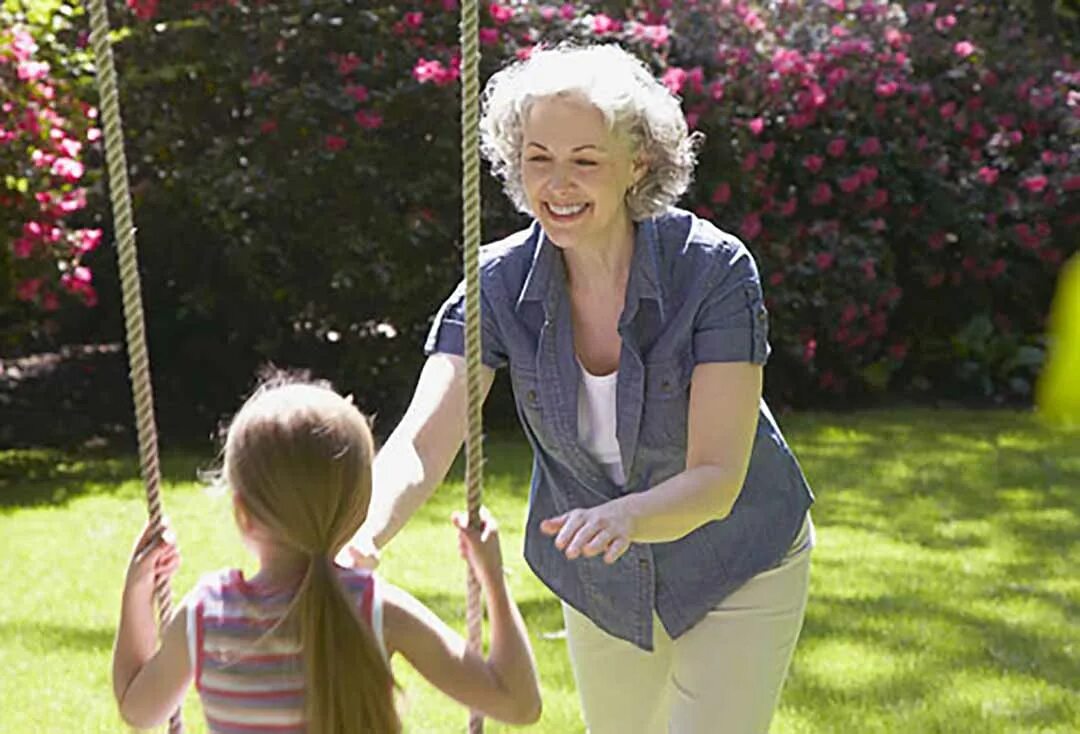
xmin=189 ymin=566 xmax=381 ymax=733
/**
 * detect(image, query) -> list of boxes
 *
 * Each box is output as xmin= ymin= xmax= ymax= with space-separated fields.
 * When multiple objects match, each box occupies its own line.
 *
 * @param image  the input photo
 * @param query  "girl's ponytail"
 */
xmin=296 ymin=557 xmax=399 ymax=733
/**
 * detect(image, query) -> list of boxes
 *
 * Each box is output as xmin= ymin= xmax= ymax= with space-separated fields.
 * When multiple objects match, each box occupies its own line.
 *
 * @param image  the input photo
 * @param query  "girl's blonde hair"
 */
xmin=224 ymin=375 xmax=399 ymax=733
xmin=480 ymin=42 xmax=702 ymax=221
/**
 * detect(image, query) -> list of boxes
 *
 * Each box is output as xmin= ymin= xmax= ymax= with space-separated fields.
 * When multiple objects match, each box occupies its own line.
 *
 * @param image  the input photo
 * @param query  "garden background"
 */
xmin=0 ymin=0 xmax=1078 ymax=732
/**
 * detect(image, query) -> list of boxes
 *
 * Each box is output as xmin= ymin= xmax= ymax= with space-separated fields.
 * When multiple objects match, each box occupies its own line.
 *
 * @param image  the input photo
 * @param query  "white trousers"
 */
xmin=563 ymin=515 xmax=813 ymax=734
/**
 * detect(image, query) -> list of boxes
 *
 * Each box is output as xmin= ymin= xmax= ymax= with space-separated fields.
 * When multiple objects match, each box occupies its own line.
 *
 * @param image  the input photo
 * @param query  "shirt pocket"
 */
xmin=641 ymin=355 xmax=693 ymax=448
xmin=510 ymin=365 xmax=553 ymax=448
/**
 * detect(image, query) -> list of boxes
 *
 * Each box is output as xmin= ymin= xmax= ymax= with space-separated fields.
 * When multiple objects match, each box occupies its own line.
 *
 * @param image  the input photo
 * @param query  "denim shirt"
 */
xmin=426 ymin=208 xmax=814 ymax=651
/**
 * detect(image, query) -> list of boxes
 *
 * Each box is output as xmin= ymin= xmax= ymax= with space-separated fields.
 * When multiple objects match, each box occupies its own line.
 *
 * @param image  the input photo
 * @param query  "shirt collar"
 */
xmin=514 ymin=218 xmax=666 ymax=322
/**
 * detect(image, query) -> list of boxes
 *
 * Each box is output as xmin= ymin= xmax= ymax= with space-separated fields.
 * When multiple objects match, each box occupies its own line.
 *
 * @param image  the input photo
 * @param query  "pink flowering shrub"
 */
xmin=666 ymin=0 xmax=1078 ymax=402
xmin=1 ymin=7 xmax=100 ymax=346
xmin=6 ymin=0 xmax=1072 ymax=429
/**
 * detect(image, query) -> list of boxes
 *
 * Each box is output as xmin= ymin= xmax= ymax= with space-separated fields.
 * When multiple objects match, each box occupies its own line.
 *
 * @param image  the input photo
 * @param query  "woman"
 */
xmin=346 ymin=44 xmax=815 ymax=734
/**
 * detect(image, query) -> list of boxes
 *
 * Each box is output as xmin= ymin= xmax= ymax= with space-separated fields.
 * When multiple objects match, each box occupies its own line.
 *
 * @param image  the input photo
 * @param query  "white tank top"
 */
xmin=577 ymin=363 xmax=626 ymax=486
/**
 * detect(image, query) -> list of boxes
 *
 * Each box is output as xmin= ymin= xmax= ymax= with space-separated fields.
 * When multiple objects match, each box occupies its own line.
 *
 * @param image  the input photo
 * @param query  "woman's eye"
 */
xmin=526 ymin=155 xmax=551 ymax=163
xmin=575 ymin=159 xmax=598 ymax=167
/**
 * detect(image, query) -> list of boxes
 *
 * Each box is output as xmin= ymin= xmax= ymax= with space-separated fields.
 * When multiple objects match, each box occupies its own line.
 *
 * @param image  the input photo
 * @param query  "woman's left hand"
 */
xmin=540 ymin=501 xmax=633 ymax=564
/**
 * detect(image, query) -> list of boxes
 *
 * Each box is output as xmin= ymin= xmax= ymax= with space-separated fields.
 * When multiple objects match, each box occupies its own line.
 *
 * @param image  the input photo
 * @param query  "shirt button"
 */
xmin=526 ymin=389 xmax=538 ymax=403
xmin=660 ymin=379 xmax=672 ymax=391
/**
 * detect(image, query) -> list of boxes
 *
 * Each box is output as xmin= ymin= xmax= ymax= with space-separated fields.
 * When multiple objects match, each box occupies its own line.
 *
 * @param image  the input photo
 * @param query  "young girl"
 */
xmin=112 ymin=376 xmax=542 ymax=732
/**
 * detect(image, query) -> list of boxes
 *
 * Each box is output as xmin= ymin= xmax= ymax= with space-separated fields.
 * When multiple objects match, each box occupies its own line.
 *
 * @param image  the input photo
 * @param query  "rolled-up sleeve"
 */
xmin=424 ymin=279 xmax=509 ymax=370
xmin=692 ymin=244 xmax=770 ymax=365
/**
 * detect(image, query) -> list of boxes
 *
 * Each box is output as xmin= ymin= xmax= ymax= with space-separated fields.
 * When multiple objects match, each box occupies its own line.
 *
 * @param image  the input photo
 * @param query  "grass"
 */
xmin=0 ymin=409 xmax=1077 ymax=733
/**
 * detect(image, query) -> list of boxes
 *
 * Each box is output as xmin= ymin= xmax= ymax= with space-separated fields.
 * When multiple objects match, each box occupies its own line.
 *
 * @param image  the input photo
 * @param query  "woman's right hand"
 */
xmin=452 ymin=506 xmax=504 ymax=588
xmin=335 ymin=532 xmax=381 ymax=570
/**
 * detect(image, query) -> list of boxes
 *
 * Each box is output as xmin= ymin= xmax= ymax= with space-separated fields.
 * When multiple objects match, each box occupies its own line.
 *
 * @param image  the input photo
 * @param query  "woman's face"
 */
xmin=520 ymin=94 xmax=643 ymax=251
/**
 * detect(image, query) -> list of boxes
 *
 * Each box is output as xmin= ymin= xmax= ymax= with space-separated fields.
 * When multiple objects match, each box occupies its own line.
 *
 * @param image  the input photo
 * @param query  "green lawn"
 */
xmin=1 ymin=410 xmax=1077 ymax=733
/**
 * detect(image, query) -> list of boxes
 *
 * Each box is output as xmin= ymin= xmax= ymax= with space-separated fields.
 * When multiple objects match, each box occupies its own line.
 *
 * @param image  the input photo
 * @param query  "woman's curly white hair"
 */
xmin=479 ymin=43 xmax=702 ymax=221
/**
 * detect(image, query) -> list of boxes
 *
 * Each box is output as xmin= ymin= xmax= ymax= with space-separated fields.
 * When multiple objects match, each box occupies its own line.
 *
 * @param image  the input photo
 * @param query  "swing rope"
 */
xmin=85 ymin=0 xmax=181 ymax=732
xmin=86 ymin=0 xmax=484 ymax=731
xmin=458 ymin=0 xmax=487 ymax=731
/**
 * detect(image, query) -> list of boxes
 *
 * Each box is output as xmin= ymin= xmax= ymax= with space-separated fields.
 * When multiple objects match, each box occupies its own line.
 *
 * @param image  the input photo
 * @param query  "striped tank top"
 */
xmin=186 ymin=566 xmax=384 ymax=733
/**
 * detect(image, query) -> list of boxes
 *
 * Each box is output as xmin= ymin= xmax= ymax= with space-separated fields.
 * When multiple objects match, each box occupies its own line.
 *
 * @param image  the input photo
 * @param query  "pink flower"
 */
xmin=875 ymin=80 xmax=899 ymax=98
xmin=12 ymin=237 xmax=34 ymax=258
xmin=779 ymin=197 xmax=797 ymax=217
xmin=827 ymin=138 xmax=847 ymax=158
xmin=354 ymin=110 xmax=383 ymax=129
xmin=741 ymin=152 xmax=758 ymax=173
xmin=249 ymin=69 xmax=273 ymax=88
xmin=743 ymin=11 xmax=765 ymax=33
xmin=858 ymin=137 xmax=882 ymax=156
xmin=11 ymin=28 xmax=38 ymax=62
xmin=710 ymin=80 xmax=725 ymax=101
xmin=711 ymin=182 xmax=731 ymax=204
xmin=803 ymin=155 xmax=825 ymax=174
xmin=58 ymin=138 xmax=82 ymax=158
xmin=479 ymin=27 xmax=500 ymax=46
xmin=324 ymin=135 xmax=348 ymax=152
xmin=488 ymin=3 xmax=513 ymax=23
xmin=1063 ymin=175 xmax=1080 ymax=192
xmin=639 ymin=24 xmax=671 ymax=48
xmin=867 ymin=188 xmax=888 ymax=209
xmin=413 ymin=58 xmax=458 ymax=86
xmin=74 ymin=228 xmax=102 ymax=254
xmin=935 ymin=14 xmax=957 ymax=32
xmin=977 ymin=167 xmax=999 ymax=185
xmin=816 ymin=252 xmax=835 ymax=271
xmin=336 ymin=53 xmax=362 ymax=76
xmin=592 ymin=13 xmax=618 ymax=34
xmin=825 ymin=0 xmax=845 ymax=10
xmin=748 ymin=117 xmax=765 ymax=136
xmin=859 ymin=166 xmax=879 ymax=185
xmin=741 ymin=213 xmax=763 ymax=240
xmin=404 ymin=11 xmax=424 ymax=29
xmin=954 ymin=40 xmax=976 ymax=58
xmin=57 ymin=189 xmax=87 ymax=214
xmin=50 ymin=157 xmax=84 ymax=182
xmin=344 ymin=84 xmax=369 ymax=103
xmin=861 ymin=259 xmax=877 ymax=281
xmin=1021 ymin=175 xmax=1048 ymax=193
xmin=126 ymin=0 xmax=158 ymax=20
xmin=15 ymin=278 xmax=43 ymax=302
xmin=811 ymin=182 xmax=833 ymax=206
xmin=560 ymin=3 xmax=575 ymax=20
xmin=259 ymin=119 xmax=278 ymax=135
xmin=927 ymin=272 xmax=945 ymax=288
xmin=16 ymin=60 xmax=50 ymax=81
xmin=803 ymin=338 xmax=817 ymax=364
xmin=662 ymin=67 xmax=687 ymax=95
xmin=769 ymin=272 xmax=784 ymax=286
xmin=760 ymin=142 xmax=776 ymax=161
xmin=87 ymin=127 xmax=102 ymax=143
xmin=839 ymin=173 xmax=863 ymax=194
xmin=927 ymin=231 xmax=946 ymax=250
xmin=840 ymin=304 xmax=858 ymax=325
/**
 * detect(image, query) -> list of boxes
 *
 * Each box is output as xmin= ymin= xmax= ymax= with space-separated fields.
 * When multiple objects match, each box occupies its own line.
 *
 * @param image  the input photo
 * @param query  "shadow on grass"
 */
xmin=0 ymin=448 xmax=214 ymax=511
xmin=0 ymin=621 xmax=114 ymax=652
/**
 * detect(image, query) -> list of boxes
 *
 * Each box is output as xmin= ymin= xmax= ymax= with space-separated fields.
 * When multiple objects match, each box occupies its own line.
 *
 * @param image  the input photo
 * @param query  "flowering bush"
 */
xmin=1 ymin=3 xmax=100 ymax=348
xmin=4 ymin=0 xmax=1075 ymax=432
xmin=666 ymin=0 xmax=1078 ymax=402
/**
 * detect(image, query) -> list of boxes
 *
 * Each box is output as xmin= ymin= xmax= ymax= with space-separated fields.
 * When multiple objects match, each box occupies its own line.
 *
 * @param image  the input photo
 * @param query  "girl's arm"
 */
xmin=541 ymin=362 xmax=762 ymax=563
xmin=342 ymin=354 xmax=495 ymax=563
xmin=381 ymin=510 xmax=542 ymax=725
xmin=112 ymin=524 xmax=194 ymax=728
